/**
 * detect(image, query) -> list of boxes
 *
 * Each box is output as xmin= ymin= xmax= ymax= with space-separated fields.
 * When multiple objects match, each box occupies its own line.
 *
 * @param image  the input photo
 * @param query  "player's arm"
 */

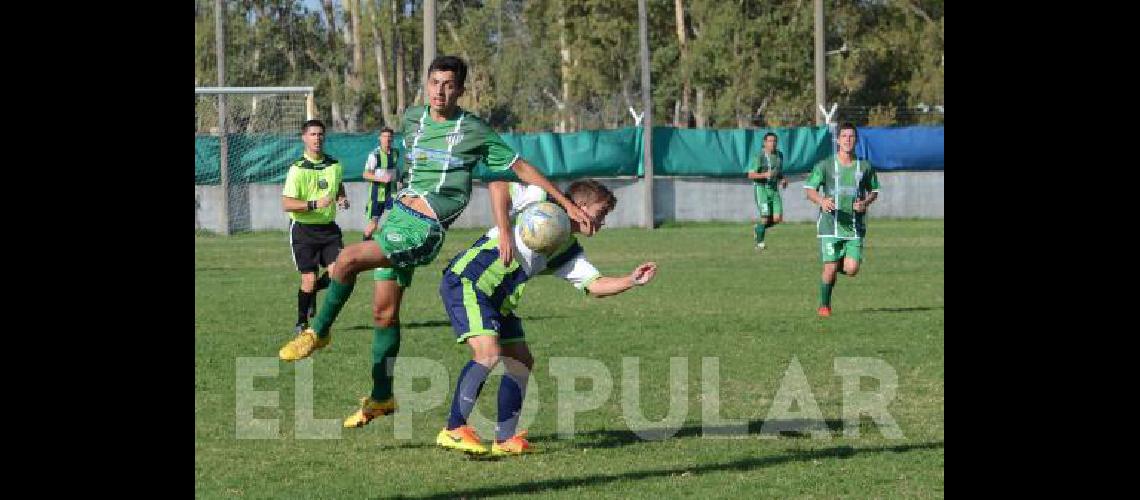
xmin=854 ymin=165 xmax=881 ymax=213
xmin=513 ymin=157 xmax=592 ymax=233
xmin=489 ymin=180 xmax=515 ymax=265
xmin=282 ymin=167 xmax=330 ymax=212
xmin=803 ymin=163 xmax=835 ymax=212
xmin=480 ymin=123 xmax=592 ymax=232
xmin=745 ymin=156 xmax=769 ymax=180
xmin=586 ymin=262 xmax=657 ymax=298
xmin=336 ymin=182 xmax=349 ymax=209
xmin=361 ymin=153 xmax=379 ymax=182
xmin=283 ymin=195 xmax=332 ymax=212
xmin=509 ymin=158 xmax=593 ymax=235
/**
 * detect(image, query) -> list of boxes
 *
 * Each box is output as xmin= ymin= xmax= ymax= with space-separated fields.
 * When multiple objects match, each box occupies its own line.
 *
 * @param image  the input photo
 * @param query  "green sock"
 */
xmin=370 ymin=326 xmax=401 ymax=401
xmin=820 ymin=282 xmax=834 ymax=307
xmin=754 ymin=223 xmax=766 ymax=243
xmin=312 ymin=278 xmax=356 ymax=337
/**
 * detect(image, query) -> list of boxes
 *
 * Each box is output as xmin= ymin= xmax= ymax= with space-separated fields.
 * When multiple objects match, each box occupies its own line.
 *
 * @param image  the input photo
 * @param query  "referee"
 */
xmin=282 ymin=119 xmax=349 ymax=334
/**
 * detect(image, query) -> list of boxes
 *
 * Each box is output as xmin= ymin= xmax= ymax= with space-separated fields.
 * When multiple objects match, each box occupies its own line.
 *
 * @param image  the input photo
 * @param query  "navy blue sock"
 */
xmin=447 ymin=361 xmax=491 ymax=430
xmin=495 ymin=372 xmax=528 ymax=441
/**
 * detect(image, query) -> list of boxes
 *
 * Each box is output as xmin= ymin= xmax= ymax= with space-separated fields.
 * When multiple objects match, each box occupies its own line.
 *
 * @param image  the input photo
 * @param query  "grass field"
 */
xmin=195 ymin=219 xmax=944 ymax=499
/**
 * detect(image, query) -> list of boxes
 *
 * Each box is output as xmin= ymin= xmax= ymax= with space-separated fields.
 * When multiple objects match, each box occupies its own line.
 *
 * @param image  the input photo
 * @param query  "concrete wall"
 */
xmin=195 ymin=171 xmax=944 ymax=232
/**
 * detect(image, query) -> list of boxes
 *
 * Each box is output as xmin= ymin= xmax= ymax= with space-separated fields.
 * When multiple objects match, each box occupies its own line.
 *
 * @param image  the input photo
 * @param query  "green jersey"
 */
xmin=282 ymin=154 xmax=343 ymax=224
xmin=747 ymin=150 xmax=784 ymax=188
xmin=804 ymin=155 xmax=880 ymax=239
xmin=399 ymin=105 xmax=518 ymax=227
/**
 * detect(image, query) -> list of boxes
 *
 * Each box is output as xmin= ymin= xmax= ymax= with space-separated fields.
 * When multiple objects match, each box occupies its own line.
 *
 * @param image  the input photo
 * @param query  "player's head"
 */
xmin=379 ymin=127 xmax=394 ymax=149
xmin=426 ymin=55 xmax=467 ymax=114
xmin=837 ymin=122 xmax=858 ymax=155
xmin=301 ymin=119 xmax=326 ymax=156
xmin=564 ymin=179 xmax=617 ymax=237
xmin=763 ymin=132 xmax=778 ymax=152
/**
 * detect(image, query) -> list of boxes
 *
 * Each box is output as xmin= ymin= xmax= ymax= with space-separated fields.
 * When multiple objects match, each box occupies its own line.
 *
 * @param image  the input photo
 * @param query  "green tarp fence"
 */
xmin=195 ymin=125 xmax=893 ymax=185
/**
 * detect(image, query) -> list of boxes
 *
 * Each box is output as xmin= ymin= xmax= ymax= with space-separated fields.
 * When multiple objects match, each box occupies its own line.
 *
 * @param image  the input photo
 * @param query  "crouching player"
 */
xmin=436 ymin=179 xmax=658 ymax=455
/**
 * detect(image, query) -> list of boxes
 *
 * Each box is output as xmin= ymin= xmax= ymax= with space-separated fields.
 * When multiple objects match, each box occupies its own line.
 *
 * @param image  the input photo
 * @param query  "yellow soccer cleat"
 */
xmin=435 ymin=425 xmax=489 ymax=455
xmin=343 ymin=396 xmax=398 ymax=428
xmin=278 ymin=329 xmax=330 ymax=361
xmin=491 ymin=431 xmax=535 ymax=456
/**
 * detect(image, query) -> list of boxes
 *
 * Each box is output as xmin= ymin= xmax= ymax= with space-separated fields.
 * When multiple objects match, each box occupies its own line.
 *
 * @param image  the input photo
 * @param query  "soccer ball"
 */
xmin=518 ymin=201 xmax=571 ymax=255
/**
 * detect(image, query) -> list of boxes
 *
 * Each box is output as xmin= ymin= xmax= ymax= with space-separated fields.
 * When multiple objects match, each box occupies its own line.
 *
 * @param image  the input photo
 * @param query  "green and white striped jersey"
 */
xmin=804 ymin=155 xmax=881 ymax=239
xmin=398 ymin=105 xmax=518 ymax=227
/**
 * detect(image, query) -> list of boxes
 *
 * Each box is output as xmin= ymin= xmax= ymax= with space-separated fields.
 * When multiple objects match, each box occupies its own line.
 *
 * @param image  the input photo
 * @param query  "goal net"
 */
xmin=195 ymin=87 xmax=314 ymax=234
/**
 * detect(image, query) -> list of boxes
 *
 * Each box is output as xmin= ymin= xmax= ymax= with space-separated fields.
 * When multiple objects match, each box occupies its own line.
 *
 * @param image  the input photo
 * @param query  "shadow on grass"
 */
xmin=377 ymin=418 xmax=911 ymax=452
xmin=347 ymin=315 xmax=566 ymax=331
xmin=379 ymin=439 xmax=944 ymax=499
xmin=859 ymin=306 xmax=944 ymax=313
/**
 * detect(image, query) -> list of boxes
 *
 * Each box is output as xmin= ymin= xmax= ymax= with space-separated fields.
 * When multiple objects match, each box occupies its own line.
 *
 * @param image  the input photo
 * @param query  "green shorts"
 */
xmin=374 ymin=200 xmax=446 ymax=269
xmin=820 ymin=237 xmax=863 ymax=263
xmin=754 ymin=186 xmax=783 ymax=218
xmin=373 ymin=266 xmax=415 ymax=287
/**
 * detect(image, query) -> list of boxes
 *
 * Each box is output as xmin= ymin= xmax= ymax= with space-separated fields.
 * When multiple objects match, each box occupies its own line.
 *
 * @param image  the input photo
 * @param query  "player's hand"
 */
xmin=819 ymin=197 xmax=836 ymax=212
xmin=337 ymin=197 xmax=350 ymax=210
xmin=780 ymin=178 xmax=789 ymax=189
xmin=631 ymin=262 xmax=657 ymax=286
xmin=316 ymin=196 xmax=333 ymax=209
xmin=853 ymin=198 xmax=867 ymax=213
xmin=562 ymin=203 xmax=594 ymax=236
xmin=375 ymin=169 xmax=393 ymax=183
xmin=499 ymin=232 xmax=515 ymax=266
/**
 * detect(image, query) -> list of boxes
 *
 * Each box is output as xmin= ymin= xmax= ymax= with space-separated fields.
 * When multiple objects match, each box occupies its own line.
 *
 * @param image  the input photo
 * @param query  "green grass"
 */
xmin=195 ymin=220 xmax=944 ymax=499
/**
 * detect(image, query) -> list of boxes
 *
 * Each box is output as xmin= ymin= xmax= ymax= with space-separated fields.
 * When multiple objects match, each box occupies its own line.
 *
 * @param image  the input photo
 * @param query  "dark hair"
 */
xmin=379 ymin=127 xmax=394 ymax=136
xmin=427 ymin=55 xmax=467 ymax=88
xmin=763 ymin=132 xmax=777 ymax=141
xmin=838 ymin=122 xmax=857 ymax=136
xmin=301 ymin=119 xmax=325 ymax=134
xmin=565 ymin=179 xmax=617 ymax=213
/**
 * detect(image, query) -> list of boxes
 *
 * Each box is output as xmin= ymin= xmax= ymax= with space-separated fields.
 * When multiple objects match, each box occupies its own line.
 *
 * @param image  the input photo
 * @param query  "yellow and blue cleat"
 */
xmin=343 ymin=396 xmax=398 ymax=428
xmin=278 ymin=328 xmax=330 ymax=361
xmin=436 ymin=425 xmax=489 ymax=455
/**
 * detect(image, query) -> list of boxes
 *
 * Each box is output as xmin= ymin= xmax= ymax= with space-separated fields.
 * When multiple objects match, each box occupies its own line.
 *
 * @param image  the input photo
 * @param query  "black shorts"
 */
xmin=290 ymin=221 xmax=343 ymax=273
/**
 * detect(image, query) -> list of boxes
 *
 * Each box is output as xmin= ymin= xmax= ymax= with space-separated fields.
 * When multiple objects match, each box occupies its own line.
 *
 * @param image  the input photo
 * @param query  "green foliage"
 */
xmin=195 ymin=0 xmax=943 ymax=131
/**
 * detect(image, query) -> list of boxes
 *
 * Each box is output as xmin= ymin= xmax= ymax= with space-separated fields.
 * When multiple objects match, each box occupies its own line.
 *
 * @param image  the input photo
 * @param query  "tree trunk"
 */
xmin=370 ymin=0 xmax=393 ymax=126
xmin=695 ymin=87 xmax=706 ymax=128
xmin=393 ymin=0 xmax=405 ymax=116
xmin=443 ymin=19 xmax=477 ymax=110
xmin=674 ymin=0 xmax=690 ymax=127
xmin=344 ymin=0 xmax=364 ymax=131
xmin=322 ymin=0 xmax=337 ymax=47
xmin=559 ymin=0 xmax=571 ymax=132
xmin=318 ymin=0 xmax=345 ymax=130
xmin=423 ymin=0 xmax=436 ymax=93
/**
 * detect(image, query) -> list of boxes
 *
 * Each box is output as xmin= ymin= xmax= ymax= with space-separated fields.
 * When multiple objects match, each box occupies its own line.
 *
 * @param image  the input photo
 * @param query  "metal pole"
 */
xmin=216 ymin=0 xmax=230 ymax=235
xmin=423 ymin=0 xmax=436 ymax=85
xmin=814 ymin=0 xmax=825 ymax=125
xmin=638 ymin=0 xmax=654 ymax=229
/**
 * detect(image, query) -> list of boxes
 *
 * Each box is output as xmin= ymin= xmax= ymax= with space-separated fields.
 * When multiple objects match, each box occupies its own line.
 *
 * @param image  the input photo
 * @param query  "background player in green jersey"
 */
xmin=746 ymin=132 xmax=788 ymax=250
xmin=361 ymin=127 xmax=400 ymax=241
xmin=277 ymin=56 xmax=592 ymax=429
xmin=435 ymin=179 xmax=658 ymax=455
xmin=804 ymin=123 xmax=881 ymax=317
xmin=281 ymin=119 xmax=349 ymax=334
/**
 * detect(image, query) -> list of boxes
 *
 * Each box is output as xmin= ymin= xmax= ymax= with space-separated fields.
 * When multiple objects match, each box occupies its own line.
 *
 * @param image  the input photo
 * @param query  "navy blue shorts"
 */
xmin=439 ymin=271 xmax=525 ymax=344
